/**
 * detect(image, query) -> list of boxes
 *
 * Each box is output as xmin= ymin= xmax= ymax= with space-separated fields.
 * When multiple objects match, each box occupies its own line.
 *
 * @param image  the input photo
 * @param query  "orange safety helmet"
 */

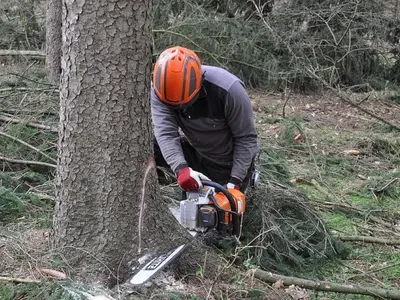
xmin=153 ymin=46 xmax=202 ymax=108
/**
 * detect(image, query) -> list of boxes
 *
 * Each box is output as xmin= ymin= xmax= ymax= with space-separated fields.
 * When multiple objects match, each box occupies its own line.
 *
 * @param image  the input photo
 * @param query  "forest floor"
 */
xmin=0 ymin=57 xmax=399 ymax=299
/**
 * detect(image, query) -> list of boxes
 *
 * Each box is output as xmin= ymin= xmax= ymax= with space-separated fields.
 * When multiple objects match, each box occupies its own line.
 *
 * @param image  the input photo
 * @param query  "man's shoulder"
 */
xmin=202 ymin=65 xmax=243 ymax=92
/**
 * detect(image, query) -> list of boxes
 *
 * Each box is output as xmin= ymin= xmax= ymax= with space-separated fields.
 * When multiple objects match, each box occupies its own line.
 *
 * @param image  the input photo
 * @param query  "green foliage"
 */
xmin=0 ymin=187 xmax=26 ymax=222
xmin=0 ymin=186 xmax=52 ymax=225
xmin=0 ymin=281 xmax=105 ymax=300
xmin=257 ymin=146 xmax=291 ymax=184
xmin=0 ymin=124 xmax=57 ymax=169
xmin=349 ymin=246 xmax=400 ymax=280
xmin=153 ymin=0 xmax=396 ymax=90
xmin=231 ymin=142 xmax=347 ymax=276
xmin=242 ymin=182 xmax=347 ymax=277
xmin=153 ymin=4 xmax=278 ymax=87
xmin=278 ymin=117 xmax=308 ymax=150
xmin=325 ymin=211 xmax=356 ymax=235
xmin=1 ymin=0 xmax=398 ymax=90
xmin=0 ymin=168 xmax=53 ymax=226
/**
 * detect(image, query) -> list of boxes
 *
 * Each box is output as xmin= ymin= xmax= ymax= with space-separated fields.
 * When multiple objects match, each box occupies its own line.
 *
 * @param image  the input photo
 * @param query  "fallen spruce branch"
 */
xmin=0 ymin=155 xmax=56 ymax=168
xmin=27 ymin=192 xmax=55 ymax=201
xmin=308 ymin=181 xmax=399 ymax=233
xmin=0 ymin=115 xmax=57 ymax=132
xmin=316 ymin=201 xmax=400 ymax=234
xmin=347 ymin=262 xmax=400 ymax=280
xmin=0 ymin=108 xmax=58 ymax=116
xmin=372 ymin=178 xmax=399 ymax=195
xmin=251 ymin=269 xmax=400 ymax=299
xmin=0 ymin=87 xmax=58 ymax=93
xmin=0 ymin=276 xmax=41 ymax=284
xmin=355 ymin=222 xmax=400 ymax=238
xmin=0 ymin=130 xmax=57 ymax=163
xmin=337 ymin=235 xmax=400 ymax=245
xmin=0 ymin=50 xmax=45 ymax=58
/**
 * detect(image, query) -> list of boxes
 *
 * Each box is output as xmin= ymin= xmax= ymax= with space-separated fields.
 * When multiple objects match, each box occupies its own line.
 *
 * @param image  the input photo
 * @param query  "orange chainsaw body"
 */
xmin=212 ymin=188 xmax=246 ymax=224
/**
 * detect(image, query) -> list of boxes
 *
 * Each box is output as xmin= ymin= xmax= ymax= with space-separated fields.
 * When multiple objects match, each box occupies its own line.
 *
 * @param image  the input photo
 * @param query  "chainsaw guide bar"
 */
xmin=129 ymin=244 xmax=186 ymax=286
xmin=129 ymin=205 xmax=198 ymax=286
xmin=129 ymin=180 xmax=246 ymax=286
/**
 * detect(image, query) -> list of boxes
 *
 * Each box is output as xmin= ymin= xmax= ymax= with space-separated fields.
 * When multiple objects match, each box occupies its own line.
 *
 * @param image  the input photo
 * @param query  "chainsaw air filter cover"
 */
xmin=197 ymin=205 xmax=217 ymax=228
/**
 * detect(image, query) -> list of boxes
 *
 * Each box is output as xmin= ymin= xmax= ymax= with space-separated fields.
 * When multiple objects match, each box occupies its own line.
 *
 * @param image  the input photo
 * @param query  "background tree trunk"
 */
xmin=45 ymin=0 xmax=61 ymax=85
xmin=53 ymin=0 xmax=189 ymax=286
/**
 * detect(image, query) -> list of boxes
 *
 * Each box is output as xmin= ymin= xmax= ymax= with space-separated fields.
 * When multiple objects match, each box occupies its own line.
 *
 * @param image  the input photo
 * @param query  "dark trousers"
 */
xmin=154 ymin=137 xmax=253 ymax=192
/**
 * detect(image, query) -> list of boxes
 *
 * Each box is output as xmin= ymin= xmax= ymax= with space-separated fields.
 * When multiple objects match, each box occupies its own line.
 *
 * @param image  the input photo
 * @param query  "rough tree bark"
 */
xmin=45 ymin=0 xmax=62 ymax=85
xmin=53 ymin=0 xmax=189 ymax=286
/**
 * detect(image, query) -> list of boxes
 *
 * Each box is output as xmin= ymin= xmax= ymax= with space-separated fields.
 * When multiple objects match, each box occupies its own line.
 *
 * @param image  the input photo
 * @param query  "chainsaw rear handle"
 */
xmin=200 ymin=180 xmax=241 ymax=236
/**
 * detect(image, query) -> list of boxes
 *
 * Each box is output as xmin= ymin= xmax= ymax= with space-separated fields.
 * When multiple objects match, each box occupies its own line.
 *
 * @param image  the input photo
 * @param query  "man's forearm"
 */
xmin=231 ymin=135 xmax=258 ymax=181
xmin=155 ymin=133 xmax=187 ymax=173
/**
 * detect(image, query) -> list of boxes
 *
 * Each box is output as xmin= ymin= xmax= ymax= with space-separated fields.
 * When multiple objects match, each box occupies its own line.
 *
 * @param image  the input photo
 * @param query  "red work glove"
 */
xmin=226 ymin=176 xmax=241 ymax=190
xmin=177 ymin=167 xmax=210 ymax=192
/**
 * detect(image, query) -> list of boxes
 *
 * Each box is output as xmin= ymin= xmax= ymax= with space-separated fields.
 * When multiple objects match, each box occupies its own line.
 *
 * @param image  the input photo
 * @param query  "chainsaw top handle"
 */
xmin=200 ymin=180 xmax=241 ymax=236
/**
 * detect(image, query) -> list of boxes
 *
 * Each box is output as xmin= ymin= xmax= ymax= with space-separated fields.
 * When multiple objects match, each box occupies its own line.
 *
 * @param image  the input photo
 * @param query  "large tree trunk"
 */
xmin=45 ymin=0 xmax=62 ymax=85
xmin=53 ymin=0 xmax=189 ymax=286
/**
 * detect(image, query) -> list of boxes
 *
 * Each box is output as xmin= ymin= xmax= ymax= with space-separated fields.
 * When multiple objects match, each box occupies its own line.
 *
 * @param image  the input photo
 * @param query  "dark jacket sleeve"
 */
xmin=151 ymin=87 xmax=187 ymax=173
xmin=224 ymin=80 xmax=259 ymax=181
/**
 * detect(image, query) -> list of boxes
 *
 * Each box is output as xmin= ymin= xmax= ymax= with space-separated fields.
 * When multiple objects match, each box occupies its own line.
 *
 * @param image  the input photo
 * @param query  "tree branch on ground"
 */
xmin=308 ymin=178 xmax=400 ymax=234
xmin=281 ymin=87 xmax=290 ymax=118
xmin=0 ymin=115 xmax=57 ymax=132
xmin=316 ymin=201 xmax=399 ymax=232
xmin=0 ymin=155 xmax=56 ymax=168
xmin=0 ymin=276 xmax=41 ymax=284
xmin=0 ymin=131 xmax=57 ymax=163
xmin=27 ymin=192 xmax=55 ymax=201
xmin=337 ymin=235 xmax=400 ymax=245
xmin=0 ymin=50 xmax=45 ymax=57
xmin=251 ymin=269 xmax=400 ymax=299
xmin=0 ymin=73 xmax=56 ymax=87
xmin=0 ymin=108 xmax=58 ymax=115
xmin=347 ymin=262 xmax=400 ymax=280
xmin=0 ymin=87 xmax=58 ymax=93
xmin=371 ymin=178 xmax=399 ymax=195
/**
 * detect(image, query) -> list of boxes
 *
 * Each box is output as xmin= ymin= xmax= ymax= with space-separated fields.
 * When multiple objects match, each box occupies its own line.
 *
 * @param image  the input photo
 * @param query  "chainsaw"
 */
xmin=177 ymin=180 xmax=246 ymax=236
xmin=130 ymin=180 xmax=246 ymax=286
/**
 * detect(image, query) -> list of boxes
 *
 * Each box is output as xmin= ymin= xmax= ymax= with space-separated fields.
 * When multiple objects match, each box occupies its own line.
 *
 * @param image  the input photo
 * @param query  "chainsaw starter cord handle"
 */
xmin=200 ymin=180 xmax=240 ymax=236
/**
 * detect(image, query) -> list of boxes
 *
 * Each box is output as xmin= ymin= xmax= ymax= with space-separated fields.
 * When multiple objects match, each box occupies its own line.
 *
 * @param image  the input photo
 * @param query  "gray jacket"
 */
xmin=151 ymin=65 xmax=259 ymax=181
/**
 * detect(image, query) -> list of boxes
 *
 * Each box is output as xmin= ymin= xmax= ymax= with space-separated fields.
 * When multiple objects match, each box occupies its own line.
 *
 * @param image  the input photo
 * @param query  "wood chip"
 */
xmin=40 ymin=268 xmax=67 ymax=280
xmin=343 ymin=149 xmax=361 ymax=156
